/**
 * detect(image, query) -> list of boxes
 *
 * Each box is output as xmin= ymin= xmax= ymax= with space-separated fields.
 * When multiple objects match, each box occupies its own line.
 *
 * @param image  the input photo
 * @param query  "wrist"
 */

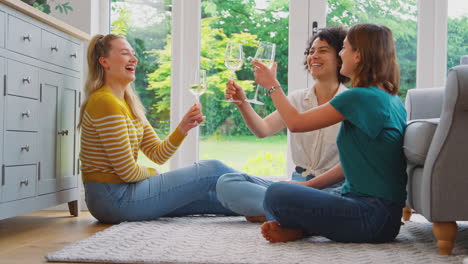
xmin=176 ymin=125 xmax=188 ymax=136
xmin=267 ymin=84 xmax=281 ymax=96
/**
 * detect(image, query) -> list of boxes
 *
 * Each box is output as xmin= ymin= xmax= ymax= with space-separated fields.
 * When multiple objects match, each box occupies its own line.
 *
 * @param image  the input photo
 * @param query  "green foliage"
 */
xmin=243 ymin=151 xmax=286 ymax=176
xmin=111 ymin=2 xmax=172 ymax=135
xmin=54 ymin=1 xmax=72 ymax=14
xmin=447 ymin=16 xmax=468 ymax=70
xmin=22 ymin=0 xmax=73 ymax=15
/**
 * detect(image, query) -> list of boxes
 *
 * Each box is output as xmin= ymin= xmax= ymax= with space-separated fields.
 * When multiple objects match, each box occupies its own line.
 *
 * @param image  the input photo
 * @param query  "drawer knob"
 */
xmin=21 ymin=110 xmax=31 ymax=118
xmin=22 ymin=77 xmax=31 ymax=84
xmin=20 ymin=179 xmax=29 ymax=186
xmin=58 ymin=130 xmax=69 ymax=136
xmin=22 ymin=34 xmax=32 ymax=41
xmin=51 ymin=45 xmax=59 ymax=52
xmin=70 ymin=52 xmax=77 ymax=58
xmin=21 ymin=145 xmax=30 ymax=152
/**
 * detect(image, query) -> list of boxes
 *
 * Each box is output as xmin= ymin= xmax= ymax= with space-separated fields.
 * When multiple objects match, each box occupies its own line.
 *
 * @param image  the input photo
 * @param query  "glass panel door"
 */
xmin=199 ymin=0 xmax=290 ymax=178
xmin=447 ymin=0 xmax=468 ymax=68
xmin=110 ymin=0 xmax=172 ymax=172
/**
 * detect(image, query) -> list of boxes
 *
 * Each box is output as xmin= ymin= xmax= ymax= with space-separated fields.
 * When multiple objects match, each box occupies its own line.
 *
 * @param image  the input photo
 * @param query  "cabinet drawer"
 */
xmin=63 ymin=39 xmax=81 ymax=71
xmin=7 ymin=60 xmax=39 ymax=99
xmin=5 ymin=96 xmax=38 ymax=132
xmin=4 ymin=131 xmax=37 ymax=165
xmin=6 ymin=15 xmax=41 ymax=59
xmin=1 ymin=165 xmax=36 ymax=202
xmin=0 ymin=11 xmax=5 ymax=48
xmin=41 ymin=30 xmax=81 ymax=71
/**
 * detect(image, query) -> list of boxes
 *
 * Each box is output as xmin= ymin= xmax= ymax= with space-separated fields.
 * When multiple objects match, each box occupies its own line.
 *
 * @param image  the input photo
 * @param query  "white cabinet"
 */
xmin=37 ymin=71 xmax=78 ymax=195
xmin=0 ymin=2 xmax=87 ymax=220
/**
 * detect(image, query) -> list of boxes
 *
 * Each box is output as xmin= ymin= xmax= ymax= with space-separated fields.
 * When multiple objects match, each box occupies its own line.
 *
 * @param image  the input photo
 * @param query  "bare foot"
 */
xmin=245 ymin=216 xmax=267 ymax=223
xmin=261 ymin=221 xmax=303 ymax=243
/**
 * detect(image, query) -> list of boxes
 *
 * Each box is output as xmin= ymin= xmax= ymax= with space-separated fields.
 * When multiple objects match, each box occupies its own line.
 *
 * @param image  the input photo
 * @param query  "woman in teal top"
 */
xmin=251 ymin=23 xmax=407 ymax=243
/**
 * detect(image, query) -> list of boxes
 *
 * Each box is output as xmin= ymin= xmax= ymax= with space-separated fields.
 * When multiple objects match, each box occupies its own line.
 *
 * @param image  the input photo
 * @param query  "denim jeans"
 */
xmin=84 ymin=160 xmax=239 ymax=224
xmin=216 ymin=171 xmax=343 ymax=217
xmin=263 ymin=182 xmax=403 ymax=243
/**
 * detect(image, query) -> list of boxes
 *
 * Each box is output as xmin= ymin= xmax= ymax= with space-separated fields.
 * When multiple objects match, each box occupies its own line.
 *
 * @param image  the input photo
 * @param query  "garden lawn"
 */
xmin=137 ymin=135 xmax=287 ymax=177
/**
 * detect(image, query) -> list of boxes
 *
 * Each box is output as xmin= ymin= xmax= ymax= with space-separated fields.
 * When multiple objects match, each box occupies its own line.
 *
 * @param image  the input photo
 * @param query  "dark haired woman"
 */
xmin=216 ymin=27 xmax=349 ymax=223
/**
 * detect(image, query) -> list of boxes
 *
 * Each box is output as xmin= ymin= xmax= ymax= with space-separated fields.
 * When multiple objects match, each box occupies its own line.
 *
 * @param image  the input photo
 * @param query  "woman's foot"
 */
xmin=261 ymin=221 xmax=303 ymax=243
xmin=245 ymin=216 xmax=267 ymax=223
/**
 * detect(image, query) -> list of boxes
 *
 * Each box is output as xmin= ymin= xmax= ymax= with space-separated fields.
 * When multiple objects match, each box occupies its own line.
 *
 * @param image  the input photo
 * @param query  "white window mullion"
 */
xmin=417 ymin=0 xmax=448 ymax=88
xmin=170 ymin=0 xmax=201 ymax=170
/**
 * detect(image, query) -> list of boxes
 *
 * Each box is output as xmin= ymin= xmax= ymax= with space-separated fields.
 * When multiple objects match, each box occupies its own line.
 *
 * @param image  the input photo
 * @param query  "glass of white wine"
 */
xmin=189 ymin=69 xmax=207 ymax=104
xmin=188 ymin=69 xmax=207 ymax=126
xmin=245 ymin=41 xmax=276 ymax=105
xmin=223 ymin=42 xmax=244 ymax=103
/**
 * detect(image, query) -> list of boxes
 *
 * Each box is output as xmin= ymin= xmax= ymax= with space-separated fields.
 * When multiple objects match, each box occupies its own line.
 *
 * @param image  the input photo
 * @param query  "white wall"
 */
xmin=48 ymin=0 xmax=109 ymax=35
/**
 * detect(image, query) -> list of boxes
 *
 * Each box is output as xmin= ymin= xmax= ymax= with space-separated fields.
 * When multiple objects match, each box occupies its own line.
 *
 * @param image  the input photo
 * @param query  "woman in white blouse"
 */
xmin=216 ymin=26 xmax=349 ymax=223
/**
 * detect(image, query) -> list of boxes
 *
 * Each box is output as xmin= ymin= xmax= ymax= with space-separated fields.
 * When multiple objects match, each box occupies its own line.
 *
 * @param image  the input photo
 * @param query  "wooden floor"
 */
xmin=0 ymin=210 xmax=112 ymax=264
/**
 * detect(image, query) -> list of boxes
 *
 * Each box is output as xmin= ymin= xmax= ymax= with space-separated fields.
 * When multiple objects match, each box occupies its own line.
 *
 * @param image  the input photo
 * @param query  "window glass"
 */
xmin=111 ymin=0 xmax=172 ymax=172
xmin=199 ymin=0 xmax=290 ymax=177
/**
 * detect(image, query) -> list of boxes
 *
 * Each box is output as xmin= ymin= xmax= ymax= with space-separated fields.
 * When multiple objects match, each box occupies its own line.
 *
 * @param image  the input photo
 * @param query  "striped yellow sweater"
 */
xmin=80 ymin=86 xmax=185 ymax=183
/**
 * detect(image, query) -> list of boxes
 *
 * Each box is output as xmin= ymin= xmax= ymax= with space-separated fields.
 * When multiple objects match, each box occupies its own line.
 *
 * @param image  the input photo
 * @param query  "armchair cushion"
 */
xmin=403 ymin=118 xmax=439 ymax=165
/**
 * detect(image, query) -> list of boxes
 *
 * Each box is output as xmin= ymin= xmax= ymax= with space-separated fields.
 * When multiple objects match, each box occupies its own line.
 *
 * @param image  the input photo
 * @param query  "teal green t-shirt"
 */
xmin=329 ymin=86 xmax=408 ymax=205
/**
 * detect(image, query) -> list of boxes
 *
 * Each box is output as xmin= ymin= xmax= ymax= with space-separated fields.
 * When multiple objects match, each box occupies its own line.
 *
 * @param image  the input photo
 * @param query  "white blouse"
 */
xmin=287 ymin=84 xmax=348 ymax=178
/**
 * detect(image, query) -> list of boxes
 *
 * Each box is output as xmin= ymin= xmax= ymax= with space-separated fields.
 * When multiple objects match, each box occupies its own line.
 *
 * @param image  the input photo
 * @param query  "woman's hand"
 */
xmin=225 ymin=80 xmax=247 ymax=106
xmin=252 ymin=61 xmax=279 ymax=89
xmin=177 ymin=104 xmax=205 ymax=135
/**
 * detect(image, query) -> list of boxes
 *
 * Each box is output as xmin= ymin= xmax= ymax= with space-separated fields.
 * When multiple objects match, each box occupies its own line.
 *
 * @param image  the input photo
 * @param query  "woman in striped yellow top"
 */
xmin=80 ymin=34 xmax=238 ymax=224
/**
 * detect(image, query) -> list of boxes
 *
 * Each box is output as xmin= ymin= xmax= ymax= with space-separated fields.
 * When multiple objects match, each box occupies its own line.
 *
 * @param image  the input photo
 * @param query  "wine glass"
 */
xmin=223 ymin=42 xmax=243 ymax=103
xmin=188 ymin=69 xmax=207 ymax=125
xmin=189 ymin=69 xmax=207 ymax=103
xmin=245 ymin=41 xmax=276 ymax=105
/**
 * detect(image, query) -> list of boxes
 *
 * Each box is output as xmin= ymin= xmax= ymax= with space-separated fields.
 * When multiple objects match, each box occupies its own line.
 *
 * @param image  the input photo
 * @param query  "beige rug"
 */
xmin=46 ymin=214 xmax=468 ymax=264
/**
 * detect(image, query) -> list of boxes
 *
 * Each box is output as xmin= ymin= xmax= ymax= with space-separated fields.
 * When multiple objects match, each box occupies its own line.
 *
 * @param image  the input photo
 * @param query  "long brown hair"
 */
xmin=78 ymin=34 xmax=146 ymax=128
xmin=347 ymin=23 xmax=400 ymax=95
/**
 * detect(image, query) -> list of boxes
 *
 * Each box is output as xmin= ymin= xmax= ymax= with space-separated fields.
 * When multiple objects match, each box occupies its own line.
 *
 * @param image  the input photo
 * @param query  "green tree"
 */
xmin=146 ymin=17 xmax=259 ymax=136
xmin=447 ymin=16 xmax=468 ymax=70
xmin=111 ymin=2 xmax=172 ymax=135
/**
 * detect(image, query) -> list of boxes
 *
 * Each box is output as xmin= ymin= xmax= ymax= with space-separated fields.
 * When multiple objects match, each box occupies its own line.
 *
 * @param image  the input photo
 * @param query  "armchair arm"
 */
xmin=405 ymin=87 xmax=444 ymax=121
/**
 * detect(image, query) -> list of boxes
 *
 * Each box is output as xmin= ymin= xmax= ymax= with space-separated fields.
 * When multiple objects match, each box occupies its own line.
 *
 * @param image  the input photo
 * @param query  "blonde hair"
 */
xmin=347 ymin=24 xmax=400 ymax=95
xmin=78 ymin=34 xmax=147 ymax=128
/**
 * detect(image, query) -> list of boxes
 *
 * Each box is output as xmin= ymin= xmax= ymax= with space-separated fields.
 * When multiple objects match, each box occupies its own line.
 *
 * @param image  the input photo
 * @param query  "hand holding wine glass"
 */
xmin=177 ymin=104 xmax=205 ymax=135
xmin=223 ymin=42 xmax=244 ymax=103
xmin=245 ymin=41 xmax=276 ymax=105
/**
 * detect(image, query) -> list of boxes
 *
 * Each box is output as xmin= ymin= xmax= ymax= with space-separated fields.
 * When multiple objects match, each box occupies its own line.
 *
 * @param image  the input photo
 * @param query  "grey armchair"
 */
xmin=403 ymin=65 xmax=468 ymax=255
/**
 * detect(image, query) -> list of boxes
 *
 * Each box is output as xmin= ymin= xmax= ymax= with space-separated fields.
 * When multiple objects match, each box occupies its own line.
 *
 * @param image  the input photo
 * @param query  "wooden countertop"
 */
xmin=0 ymin=0 xmax=90 ymax=40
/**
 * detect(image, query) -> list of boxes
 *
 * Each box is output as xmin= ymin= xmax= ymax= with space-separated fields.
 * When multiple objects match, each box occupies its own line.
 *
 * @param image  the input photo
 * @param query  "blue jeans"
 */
xmin=84 ymin=160 xmax=239 ymax=224
xmin=263 ymin=182 xmax=403 ymax=243
xmin=216 ymin=171 xmax=343 ymax=216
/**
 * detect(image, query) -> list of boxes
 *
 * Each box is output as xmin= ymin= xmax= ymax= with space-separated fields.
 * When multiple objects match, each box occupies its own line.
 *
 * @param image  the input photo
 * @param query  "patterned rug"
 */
xmin=46 ymin=214 xmax=468 ymax=264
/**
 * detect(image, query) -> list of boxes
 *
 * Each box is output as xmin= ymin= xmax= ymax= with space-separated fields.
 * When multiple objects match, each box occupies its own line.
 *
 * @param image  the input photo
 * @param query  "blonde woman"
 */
xmin=80 ymin=34 xmax=238 ymax=224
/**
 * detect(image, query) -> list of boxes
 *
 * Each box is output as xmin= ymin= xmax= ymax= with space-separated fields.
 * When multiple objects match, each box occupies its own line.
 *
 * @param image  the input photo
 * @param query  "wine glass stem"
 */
xmin=253 ymin=84 xmax=260 ymax=100
xmin=231 ymin=70 xmax=235 ymax=80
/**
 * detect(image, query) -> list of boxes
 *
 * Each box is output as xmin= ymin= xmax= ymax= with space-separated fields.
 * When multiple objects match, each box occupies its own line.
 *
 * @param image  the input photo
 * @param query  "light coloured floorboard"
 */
xmin=0 ymin=210 xmax=111 ymax=264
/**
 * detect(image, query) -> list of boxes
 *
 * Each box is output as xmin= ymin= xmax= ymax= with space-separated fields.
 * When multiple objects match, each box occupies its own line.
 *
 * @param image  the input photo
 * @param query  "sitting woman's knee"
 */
xmin=216 ymin=173 xmax=241 ymax=201
xmin=264 ymin=182 xmax=293 ymax=205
